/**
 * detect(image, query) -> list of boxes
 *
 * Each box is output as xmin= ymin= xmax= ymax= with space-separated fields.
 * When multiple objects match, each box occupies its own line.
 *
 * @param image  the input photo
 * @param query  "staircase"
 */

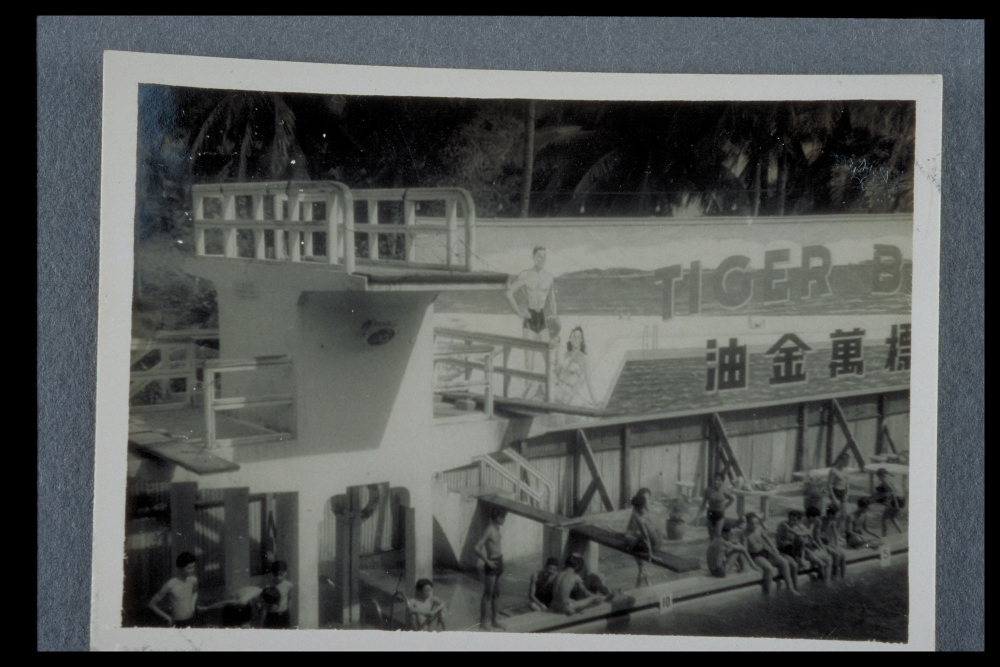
xmin=446 ymin=447 xmax=556 ymax=513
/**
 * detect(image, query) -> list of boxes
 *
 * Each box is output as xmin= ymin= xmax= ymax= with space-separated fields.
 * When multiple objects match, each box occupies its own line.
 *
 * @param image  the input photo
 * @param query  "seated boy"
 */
xmin=405 ymin=579 xmax=446 ymax=631
xmin=778 ymin=509 xmax=831 ymax=581
xmin=148 ymin=552 xmax=199 ymax=628
xmin=743 ymin=513 xmax=800 ymax=595
xmin=871 ymin=468 xmax=905 ymax=536
xmin=846 ymin=497 xmax=883 ymax=549
xmin=818 ymin=505 xmax=847 ymax=579
xmin=549 ymin=555 xmax=605 ymax=615
xmin=263 ymin=560 xmax=293 ymax=629
xmin=707 ymin=526 xmax=760 ymax=578
xmin=528 ymin=558 xmax=560 ymax=611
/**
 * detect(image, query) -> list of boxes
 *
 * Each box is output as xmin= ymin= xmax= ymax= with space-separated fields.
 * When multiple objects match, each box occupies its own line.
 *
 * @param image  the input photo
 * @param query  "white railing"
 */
xmin=434 ymin=343 xmax=495 ymax=417
xmin=191 ymin=182 xmax=477 ymax=273
xmin=473 ymin=454 xmax=549 ymax=510
xmin=434 ymin=328 xmax=557 ymax=402
xmin=494 ymin=447 xmax=555 ymax=512
xmin=202 ymin=355 xmax=295 ymax=448
xmin=129 ymin=330 xmax=219 ymax=412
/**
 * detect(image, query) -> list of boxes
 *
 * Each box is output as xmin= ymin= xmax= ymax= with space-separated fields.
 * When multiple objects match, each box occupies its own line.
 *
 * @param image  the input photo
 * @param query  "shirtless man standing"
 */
xmin=506 ymin=247 xmax=556 ymax=397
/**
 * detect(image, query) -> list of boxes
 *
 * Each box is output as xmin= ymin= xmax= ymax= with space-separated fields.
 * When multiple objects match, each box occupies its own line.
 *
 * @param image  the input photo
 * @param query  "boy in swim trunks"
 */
xmin=707 ymin=525 xmax=760 ymax=578
xmin=263 ymin=560 xmax=293 ymax=628
xmin=827 ymin=454 xmax=851 ymax=509
xmin=506 ymin=246 xmax=556 ymax=398
xmin=818 ymin=505 xmax=847 ymax=579
xmin=148 ymin=552 xmax=199 ymax=628
xmin=550 ymin=555 xmax=604 ymax=615
xmin=474 ymin=506 xmax=507 ymax=630
xmin=405 ymin=579 xmax=447 ymax=631
xmin=744 ymin=513 xmax=800 ymax=595
xmin=871 ymin=468 xmax=905 ymax=536
xmin=846 ymin=498 xmax=882 ymax=549
xmin=777 ymin=509 xmax=831 ymax=581
xmin=528 ymin=557 xmax=560 ymax=611
xmin=698 ymin=472 xmax=736 ymax=539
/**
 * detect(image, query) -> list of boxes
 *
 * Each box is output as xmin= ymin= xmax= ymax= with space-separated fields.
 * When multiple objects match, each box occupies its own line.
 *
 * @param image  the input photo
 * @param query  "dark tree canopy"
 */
xmin=136 ymin=85 xmax=915 ymax=240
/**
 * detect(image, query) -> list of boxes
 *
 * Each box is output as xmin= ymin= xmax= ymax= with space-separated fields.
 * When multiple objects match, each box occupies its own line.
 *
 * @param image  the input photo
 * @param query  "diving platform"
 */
xmin=190 ymin=181 xmax=510 ymax=293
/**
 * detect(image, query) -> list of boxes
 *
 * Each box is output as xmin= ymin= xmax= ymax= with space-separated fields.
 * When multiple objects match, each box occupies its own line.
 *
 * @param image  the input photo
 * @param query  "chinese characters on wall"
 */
xmin=705 ymin=324 xmax=910 ymax=392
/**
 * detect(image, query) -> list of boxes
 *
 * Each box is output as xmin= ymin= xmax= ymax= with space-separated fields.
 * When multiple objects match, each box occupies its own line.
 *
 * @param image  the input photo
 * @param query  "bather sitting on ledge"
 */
xmin=549 ymin=555 xmax=606 ymax=615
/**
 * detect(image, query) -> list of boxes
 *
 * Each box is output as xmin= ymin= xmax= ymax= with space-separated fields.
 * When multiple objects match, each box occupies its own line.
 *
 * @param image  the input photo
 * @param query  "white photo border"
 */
xmin=93 ymin=50 xmax=942 ymax=651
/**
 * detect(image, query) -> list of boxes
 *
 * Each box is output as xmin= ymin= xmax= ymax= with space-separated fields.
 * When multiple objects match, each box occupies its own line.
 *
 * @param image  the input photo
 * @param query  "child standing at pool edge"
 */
xmin=474 ymin=505 xmax=507 ymax=631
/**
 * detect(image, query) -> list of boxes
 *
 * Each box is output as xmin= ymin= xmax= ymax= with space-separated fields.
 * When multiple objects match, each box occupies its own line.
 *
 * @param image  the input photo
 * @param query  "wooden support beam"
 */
xmin=825 ymin=402 xmax=836 ymax=467
xmin=875 ymin=394 xmax=886 ymax=455
xmin=619 ymin=426 xmax=631 ymax=509
xmin=711 ymin=413 xmax=745 ymax=481
xmin=829 ymin=398 xmax=867 ymax=468
xmin=794 ymin=403 xmax=806 ymax=474
xmin=575 ymin=430 xmax=614 ymax=516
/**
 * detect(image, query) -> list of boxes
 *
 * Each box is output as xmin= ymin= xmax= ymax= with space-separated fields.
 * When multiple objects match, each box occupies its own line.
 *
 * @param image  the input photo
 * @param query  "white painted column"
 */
xmin=296 ymin=487 xmax=324 ymax=629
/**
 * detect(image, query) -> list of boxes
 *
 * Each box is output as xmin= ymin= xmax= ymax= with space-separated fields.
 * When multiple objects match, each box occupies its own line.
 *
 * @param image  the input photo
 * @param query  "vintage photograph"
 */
xmin=93 ymin=55 xmax=941 ymax=649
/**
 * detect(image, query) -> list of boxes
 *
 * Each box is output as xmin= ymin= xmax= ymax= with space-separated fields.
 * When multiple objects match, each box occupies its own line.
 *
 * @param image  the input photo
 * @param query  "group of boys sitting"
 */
xmin=706 ymin=466 xmax=906 ymax=595
xmin=528 ymin=554 xmax=618 ymax=616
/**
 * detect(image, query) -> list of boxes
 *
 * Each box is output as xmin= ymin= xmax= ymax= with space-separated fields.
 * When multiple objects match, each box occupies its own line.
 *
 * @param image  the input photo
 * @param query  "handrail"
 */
xmin=191 ymin=182 xmax=477 ymax=273
xmin=203 ymin=355 xmax=294 ymax=448
xmin=434 ymin=345 xmax=494 ymax=417
xmin=434 ymin=328 xmax=557 ymax=402
xmin=475 ymin=455 xmax=546 ymax=508
xmin=499 ymin=447 xmax=555 ymax=510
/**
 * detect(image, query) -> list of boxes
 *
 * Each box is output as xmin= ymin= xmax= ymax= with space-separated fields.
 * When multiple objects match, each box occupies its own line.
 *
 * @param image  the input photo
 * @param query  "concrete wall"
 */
xmin=431 ymin=478 xmax=545 ymax=572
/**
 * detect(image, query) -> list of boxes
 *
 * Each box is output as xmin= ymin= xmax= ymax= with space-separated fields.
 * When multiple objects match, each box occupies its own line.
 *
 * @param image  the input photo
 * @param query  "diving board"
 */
xmin=477 ymin=494 xmax=700 ymax=573
xmin=478 ymin=494 xmax=584 ymax=528
xmin=569 ymin=523 xmax=701 ymax=573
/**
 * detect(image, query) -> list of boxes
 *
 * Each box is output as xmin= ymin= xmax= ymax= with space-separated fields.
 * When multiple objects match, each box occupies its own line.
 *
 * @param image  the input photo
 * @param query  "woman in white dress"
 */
xmin=554 ymin=326 xmax=599 ymax=407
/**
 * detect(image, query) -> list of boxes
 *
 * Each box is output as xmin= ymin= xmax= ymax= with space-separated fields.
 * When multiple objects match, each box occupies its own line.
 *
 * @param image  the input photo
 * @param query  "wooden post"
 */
xmin=545 ymin=344 xmax=556 ymax=402
xmin=875 ymin=394 xmax=886 ymax=455
xmin=367 ymin=200 xmax=379 ymax=260
xmin=195 ymin=226 xmax=206 ymax=256
xmin=484 ymin=351 xmax=494 ymax=417
xmin=572 ymin=433 xmax=581 ymax=516
xmin=403 ymin=506 xmax=417 ymax=595
xmin=222 ymin=487 xmax=251 ymax=591
xmin=825 ymin=402 xmax=835 ymax=467
xmin=620 ymin=426 xmax=632 ymax=509
xmin=445 ymin=198 xmax=457 ymax=268
xmin=794 ymin=402 xmax=806 ymax=474
xmin=169 ymin=482 xmax=198 ymax=569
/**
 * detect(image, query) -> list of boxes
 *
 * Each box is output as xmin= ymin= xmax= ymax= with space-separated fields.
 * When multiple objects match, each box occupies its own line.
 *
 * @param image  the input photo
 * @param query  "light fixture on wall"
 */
xmin=360 ymin=319 xmax=396 ymax=346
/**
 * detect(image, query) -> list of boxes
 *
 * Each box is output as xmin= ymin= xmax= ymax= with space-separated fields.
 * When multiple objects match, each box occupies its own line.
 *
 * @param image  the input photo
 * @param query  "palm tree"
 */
xmin=190 ymin=92 xmax=309 ymax=182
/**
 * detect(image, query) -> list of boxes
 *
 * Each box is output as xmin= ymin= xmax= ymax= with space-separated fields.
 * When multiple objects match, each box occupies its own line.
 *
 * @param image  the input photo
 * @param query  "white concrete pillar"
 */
xmin=296 ymin=488 xmax=324 ymax=629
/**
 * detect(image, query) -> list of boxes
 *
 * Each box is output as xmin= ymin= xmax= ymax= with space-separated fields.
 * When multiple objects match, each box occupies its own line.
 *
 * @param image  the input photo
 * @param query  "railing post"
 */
xmin=204 ymin=368 xmax=216 ymax=448
xmin=253 ymin=229 xmax=266 ymax=260
xmin=328 ymin=194 xmax=339 ymax=266
xmin=195 ymin=226 xmax=206 ymax=256
xmin=404 ymin=199 xmax=416 ymax=263
xmin=484 ymin=351 xmax=494 ymax=418
xmin=463 ymin=198 xmax=475 ymax=271
xmin=224 ymin=227 xmax=238 ymax=258
xmin=344 ymin=193 xmax=356 ymax=274
xmin=445 ymin=198 xmax=457 ymax=268
xmin=367 ymin=200 xmax=379 ymax=260
xmin=502 ymin=345 xmax=511 ymax=398
xmin=290 ymin=230 xmax=301 ymax=262
xmin=544 ymin=343 xmax=555 ymax=402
